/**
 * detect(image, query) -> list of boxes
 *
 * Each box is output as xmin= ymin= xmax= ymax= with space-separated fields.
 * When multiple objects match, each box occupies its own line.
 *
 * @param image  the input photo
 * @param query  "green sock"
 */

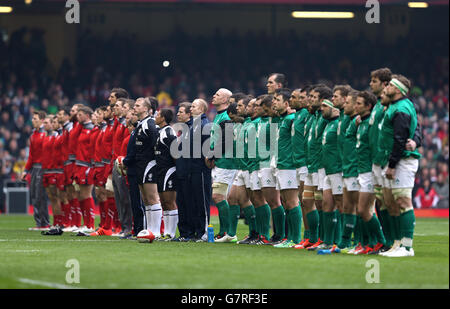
xmin=379 ymin=209 xmax=392 ymax=247
xmin=334 ymin=210 xmax=342 ymax=245
xmin=243 ymin=205 xmax=257 ymax=235
xmin=285 ymin=208 xmax=291 ymax=241
xmin=393 ymin=215 xmax=401 ymax=241
xmin=289 ymin=206 xmax=302 ymax=244
xmin=339 ymin=213 xmax=356 ymax=248
xmin=216 ymin=200 xmax=230 ymax=235
xmin=271 ymin=206 xmax=285 ymax=239
xmin=303 ymin=229 xmax=310 ymax=241
xmin=254 ymin=206 xmax=263 ymax=235
xmin=354 ymin=216 xmax=361 ymax=245
xmin=399 ymin=210 xmax=415 ymax=250
xmin=306 ymin=210 xmax=319 ymax=243
xmin=323 ymin=211 xmax=336 ymax=246
xmin=318 ymin=210 xmax=324 ymax=240
xmin=228 ymin=205 xmax=241 ymax=237
xmin=261 ymin=204 xmax=271 ymax=239
xmin=361 ymin=220 xmax=370 ymax=247
xmin=367 ymin=215 xmax=385 ymax=246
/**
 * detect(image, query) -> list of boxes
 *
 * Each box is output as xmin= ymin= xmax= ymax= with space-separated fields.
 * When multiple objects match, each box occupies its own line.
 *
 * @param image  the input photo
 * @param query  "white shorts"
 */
xmin=304 ymin=172 xmax=319 ymax=187
xmin=317 ymin=168 xmax=326 ymax=191
xmin=358 ymin=172 xmax=374 ymax=193
xmin=322 ymin=173 xmax=344 ymax=195
xmin=372 ymin=164 xmax=384 ymax=187
xmin=343 ymin=177 xmax=360 ymax=192
xmin=296 ymin=166 xmax=308 ymax=184
xmin=382 ymin=158 xmax=419 ymax=189
xmin=258 ymin=168 xmax=277 ymax=188
xmin=275 ymin=169 xmax=298 ymax=190
xmin=250 ymin=170 xmax=262 ymax=191
xmin=212 ymin=167 xmax=238 ymax=188
xmin=232 ymin=170 xmax=251 ymax=189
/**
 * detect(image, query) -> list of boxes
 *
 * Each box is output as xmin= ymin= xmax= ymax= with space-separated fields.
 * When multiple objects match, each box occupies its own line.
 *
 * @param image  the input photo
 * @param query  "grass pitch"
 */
xmin=0 ymin=215 xmax=448 ymax=289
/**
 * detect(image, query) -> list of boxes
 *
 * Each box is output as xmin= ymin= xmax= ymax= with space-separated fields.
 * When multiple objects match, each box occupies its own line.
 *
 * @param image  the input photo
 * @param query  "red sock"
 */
xmin=88 ymin=199 xmax=95 ymax=229
xmin=79 ymin=199 xmax=88 ymax=227
xmin=99 ymin=201 xmax=107 ymax=228
xmin=71 ymin=198 xmax=82 ymax=227
xmin=160 ymin=217 xmax=164 ymax=236
xmin=80 ymin=198 xmax=95 ymax=229
xmin=62 ymin=203 xmax=71 ymax=227
xmin=104 ymin=197 xmax=115 ymax=230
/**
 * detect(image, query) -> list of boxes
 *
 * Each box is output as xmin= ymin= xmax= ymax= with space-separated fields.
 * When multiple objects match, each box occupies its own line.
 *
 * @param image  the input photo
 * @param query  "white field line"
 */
xmin=17 ymin=278 xmax=83 ymax=289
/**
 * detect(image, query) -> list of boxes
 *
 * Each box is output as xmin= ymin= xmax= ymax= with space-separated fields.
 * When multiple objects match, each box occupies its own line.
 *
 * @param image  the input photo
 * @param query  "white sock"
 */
xmin=168 ymin=209 xmax=178 ymax=238
xmin=150 ymin=204 xmax=162 ymax=237
xmin=144 ymin=205 xmax=152 ymax=230
xmin=163 ymin=210 xmax=169 ymax=236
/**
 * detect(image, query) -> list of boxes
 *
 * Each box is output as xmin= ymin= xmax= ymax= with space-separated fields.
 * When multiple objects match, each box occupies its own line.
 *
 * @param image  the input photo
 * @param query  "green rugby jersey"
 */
xmin=337 ymin=110 xmax=351 ymax=162
xmin=291 ymin=108 xmax=309 ymax=168
xmin=307 ymin=110 xmax=328 ymax=173
xmin=269 ymin=116 xmax=282 ymax=169
xmin=256 ymin=116 xmax=273 ymax=170
xmin=247 ymin=117 xmax=261 ymax=172
xmin=210 ymin=109 xmax=235 ymax=169
xmin=234 ymin=119 xmax=248 ymax=170
xmin=368 ymin=100 xmax=386 ymax=166
xmin=356 ymin=114 xmax=372 ymax=174
xmin=276 ymin=112 xmax=296 ymax=170
xmin=342 ymin=116 xmax=359 ymax=178
xmin=321 ymin=116 xmax=342 ymax=175
xmin=304 ymin=112 xmax=315 ymax=171
xmin=378 ymin=98 xmax=422 ymax=168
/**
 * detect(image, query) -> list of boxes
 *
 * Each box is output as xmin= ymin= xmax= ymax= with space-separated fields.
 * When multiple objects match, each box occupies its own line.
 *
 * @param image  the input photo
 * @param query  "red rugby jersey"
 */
xmin=75 ymin=122 xmax=95 ymax=166
xmin=89 ymin=125 xmax=101 ymax=165
xmin=41 ymin=132 xmax=56 ymax=171
xmin=24 ymin=127 xmax=46 ymax=172
xmin=119 ymin=134 xmax=131 ymax=157
xmin=68 ymin=121 xmax=83 ymax=161
xmin=102 ymin=118 xmax=116 ymax=164
xmin=94 ymin=123 xmax=107 ymax=164
xmin=52 ymin=129 xmax=65 ymax=170
xmin=112 ymin=117 xmax=128 ymax=160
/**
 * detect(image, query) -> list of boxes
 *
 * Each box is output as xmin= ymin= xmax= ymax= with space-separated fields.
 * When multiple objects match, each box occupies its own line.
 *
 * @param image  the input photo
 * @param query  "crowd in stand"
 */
xmin=0 ymin=27 xmax=448 ymax=212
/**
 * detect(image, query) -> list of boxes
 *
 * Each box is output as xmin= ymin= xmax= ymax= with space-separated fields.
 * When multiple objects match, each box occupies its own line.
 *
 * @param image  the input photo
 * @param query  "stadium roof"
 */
xmin=40 ymin=0 xmax=449 ymax=4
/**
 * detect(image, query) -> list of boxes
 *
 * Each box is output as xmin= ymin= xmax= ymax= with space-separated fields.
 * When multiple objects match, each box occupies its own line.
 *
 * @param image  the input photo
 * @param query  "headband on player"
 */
xmin=390 ymin=78 xmax=409 ymax=96
xmin=321 ymin=99 xmax=334 ymax=108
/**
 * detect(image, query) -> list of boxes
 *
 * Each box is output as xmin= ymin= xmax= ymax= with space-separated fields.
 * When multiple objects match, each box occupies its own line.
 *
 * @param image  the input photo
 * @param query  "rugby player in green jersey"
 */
xmin=253 ymin=94 xmax=282 ymax=245
xmin=379 ymin=75 xmax=421 ymax=257
xmin=368 ymin=68 xmax=394 ymax=249
xmin=206 ymin=88 xmax=239 ymax=242
xmin=316 ymin=99 xmax=343 ymax=253
xmin=306 ymin=85 xmax=333 ymax=251
xmin=272 ymin=88 xmax=302 ymax=248
xmin=289 ymin=88 xmax=312 ymax=247
xmin=354 ymin=91 xmax=387 ymax=255
xmin=223 ymin=94 xmax=258 ymax=243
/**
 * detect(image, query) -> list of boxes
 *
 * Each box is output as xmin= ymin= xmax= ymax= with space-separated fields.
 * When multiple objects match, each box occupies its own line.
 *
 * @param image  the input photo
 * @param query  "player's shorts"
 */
xmin=233 ymin=170 xmax=251 ymax=189
xmin=93 ymin=165 xmax=107 ymax=187
xmin=258 ymin=168 xmax=276 ymax=188
xmin=382 ymin=158 xmax=419 ymax=189
xmin=156 ymin=166 xmax=177 ymax=192
xmin=137 ymin=160 xmax=158 ymax=185
xmin=343 ymin=177 xmax=360 ymax=192
xmin=372 ymin=164 xmax=384 ymax=187
xmin=43 ymin=172 xmax=57 ymax=188
xmin=322 ymin=173 xmax=344 ymax=195
xmin=358 ymin=172 xmax=374 ymax=193
xmin=249 ymin=170 xmax=262 ymax=191
xmin=74 ymin=165 xmax=94 ymax=185
xmin=275 ymin=169 xmax=298 ymax=190
xmin=317 ymin=168 xmax=326 ymax=190
xmin=63 ymin=161 xmax=75 ymax=186
xmin=103 ymin=161 xmax=114 ymax=180
xmin=304 ymin=172 xmax=319 ymax=187
xmin=296 ymin=166 xmax=308 ymax=184
xmin=54 ymin=171 xmax=65 ymax=191
xmin=212 ymin=167 xmax=237 ymax=187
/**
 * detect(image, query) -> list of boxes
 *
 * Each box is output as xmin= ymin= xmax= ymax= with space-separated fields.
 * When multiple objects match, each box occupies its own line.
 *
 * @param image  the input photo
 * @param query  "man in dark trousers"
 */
xmin=121 ymin=110 xmax=144 ymax=237
xmin=173 ymin=102 xmax=194 ymax=241
xmin=189 ymin=98 xmax=213 ymax=242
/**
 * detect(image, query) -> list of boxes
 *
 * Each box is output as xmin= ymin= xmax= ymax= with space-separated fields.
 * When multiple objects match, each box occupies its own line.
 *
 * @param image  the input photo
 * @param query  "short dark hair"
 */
xmin=357 ymin=90 xmax=377 ymax=109
xmin=274 ymin=88 xmax=292 ymax=102
xmin=159 ymin=108 xmax=174 ymax=124
xmin=34 ymin=111 xmax=46 ymax=120
xmin=301 ymin=85 xmax=313 ymax=94
xmin=124 ymin=99 xmax=135 ymax=110
xmin=78 ymin=105 xmax=94 ymax=116
xmin=147 ymin=96 xmax=158 ymax=114
xmin=178 ymin=102 xmax=192 ymax=114
xmin=314 ymin=86 xmax=333 ymax=101
xmin=111 ymin=88 xmax=129 ymax=99
xmin=227 ymin=102 xmax=238 ymax=116
xmin=333 ymin=85 xmax=352 ymax=97
xmin=231 ymin=92 xmax=247 ymax=103
xmin=371 ymin=68 xmax=392 ymax=84
xmin=269 ymin=73 xmax=287 ymax=87
xmin=60 ymin=106 xmax=71 ymax=116
xmin=259 ymin=94 xmax=274 ymax=108
xmin=391 ymin=74 xmax=411 ymax=94
xmin=98 ymin=105 xmax=108 ymax=112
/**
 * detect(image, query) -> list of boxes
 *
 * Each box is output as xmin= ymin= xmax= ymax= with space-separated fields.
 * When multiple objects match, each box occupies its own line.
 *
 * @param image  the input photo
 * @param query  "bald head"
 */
xmin=192 ymin=98 xmax=208 ymax=117
xmin=212 ymin=88 xmax=232 ymax=110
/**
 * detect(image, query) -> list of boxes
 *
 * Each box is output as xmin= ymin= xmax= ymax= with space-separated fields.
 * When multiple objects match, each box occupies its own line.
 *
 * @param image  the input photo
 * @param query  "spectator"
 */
xmin=414 ymin=179 xmax=439 ymax=209
xmin=433 ymin=174 xmax=449 ymax=209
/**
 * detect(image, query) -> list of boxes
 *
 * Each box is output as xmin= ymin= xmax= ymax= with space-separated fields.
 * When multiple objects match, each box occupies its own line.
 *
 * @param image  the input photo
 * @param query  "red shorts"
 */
xmin=93 ymin=166 xmax=107 ymax=187
xmin=74 ymin=165 xmax=94 ymax=185
xmin=55 ymin=173 xmax=65 ymax=191
xmin=64 ymin=162 xmax=75 ymax=186
xmin=103 ymin=162 xmax=113 ymax=180
xmin=43 ymin=173 xmax=57 ymax=188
